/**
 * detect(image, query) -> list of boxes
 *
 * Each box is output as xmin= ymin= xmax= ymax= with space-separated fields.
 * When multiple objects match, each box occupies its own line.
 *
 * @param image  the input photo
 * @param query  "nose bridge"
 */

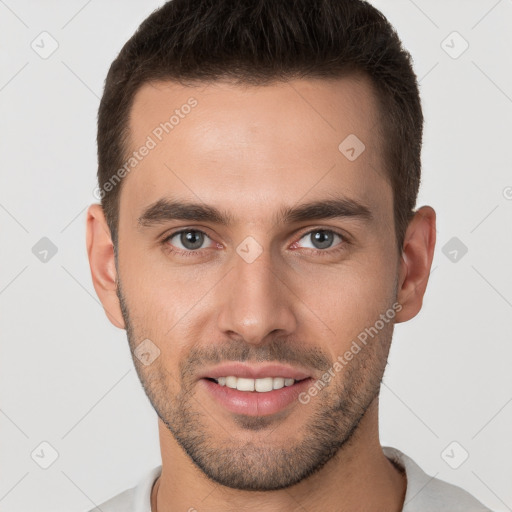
xmin=216 ymin=241 xmax=296 ymax=344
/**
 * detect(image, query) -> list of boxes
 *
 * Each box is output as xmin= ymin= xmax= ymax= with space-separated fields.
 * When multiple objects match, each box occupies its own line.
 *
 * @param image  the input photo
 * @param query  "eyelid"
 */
xmin=162 ymin=228 xmax=217 ymax=249
xmin=162 ymin=226 xmax=349 ymax=257
xmin=291 ymin=227 xmax=347 ymax=250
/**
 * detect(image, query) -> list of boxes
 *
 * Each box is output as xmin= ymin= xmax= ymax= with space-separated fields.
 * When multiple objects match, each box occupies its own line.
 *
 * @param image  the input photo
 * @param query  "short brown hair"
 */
xmin=97 ymin=0 xmax=423 ymax=253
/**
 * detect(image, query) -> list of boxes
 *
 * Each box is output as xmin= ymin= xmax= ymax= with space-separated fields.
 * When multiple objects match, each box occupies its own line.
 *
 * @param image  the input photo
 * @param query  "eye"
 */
xmin=293 ymin=229 xmax=345 ymax=252
xmin=163 ymin=229 xmax=213 ymax=252
xmin=161 ymin=227 xmax=347 ymax=258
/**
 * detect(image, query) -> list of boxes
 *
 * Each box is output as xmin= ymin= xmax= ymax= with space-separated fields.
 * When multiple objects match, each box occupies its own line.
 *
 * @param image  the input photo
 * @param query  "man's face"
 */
xmin=115 ymin=76 xmax=400 ymax=490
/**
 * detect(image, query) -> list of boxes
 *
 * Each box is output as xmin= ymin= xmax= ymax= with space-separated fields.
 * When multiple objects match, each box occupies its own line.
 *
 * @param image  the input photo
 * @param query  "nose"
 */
xmin=216 ymin=245 xmax=297 ymax=345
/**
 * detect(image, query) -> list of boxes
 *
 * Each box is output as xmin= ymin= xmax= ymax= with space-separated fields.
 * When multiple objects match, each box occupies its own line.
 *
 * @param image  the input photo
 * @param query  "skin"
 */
xmin=86 ymin=75 xmax=436 ymax=512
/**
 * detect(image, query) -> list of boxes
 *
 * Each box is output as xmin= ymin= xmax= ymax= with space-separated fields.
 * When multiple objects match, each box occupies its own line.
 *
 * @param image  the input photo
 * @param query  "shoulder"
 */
xmin=86 ymin=465 xmax=162 ymax=512
xmin=382 ymin=446 xmax=493 ymax=512
xmin=87 ymin=487 xmax=136 ymax=512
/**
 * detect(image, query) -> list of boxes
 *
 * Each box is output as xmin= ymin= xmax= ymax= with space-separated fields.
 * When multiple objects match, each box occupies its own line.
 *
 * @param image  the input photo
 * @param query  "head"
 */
xmin=87 ymin=0 xmax=435 ymax=492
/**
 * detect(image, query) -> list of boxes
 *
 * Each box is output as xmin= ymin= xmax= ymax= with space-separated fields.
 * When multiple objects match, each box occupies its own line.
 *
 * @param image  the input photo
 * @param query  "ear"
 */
xmin=85 ymin=204 xmax=125 ymax=329
xmin=395 ymin=205 xmax=436 ymax=323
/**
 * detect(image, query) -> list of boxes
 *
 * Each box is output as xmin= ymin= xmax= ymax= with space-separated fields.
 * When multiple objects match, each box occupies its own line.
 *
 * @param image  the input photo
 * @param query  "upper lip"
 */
xmin=198 ymin=363 xmax=312 ymax=381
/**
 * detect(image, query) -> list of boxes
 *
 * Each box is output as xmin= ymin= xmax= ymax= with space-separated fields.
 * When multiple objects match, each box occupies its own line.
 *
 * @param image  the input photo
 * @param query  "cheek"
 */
xmin=291 ymin=257 xmax=395 ymax=344
xmin=119 ymin=258 xmax=218 ymax=352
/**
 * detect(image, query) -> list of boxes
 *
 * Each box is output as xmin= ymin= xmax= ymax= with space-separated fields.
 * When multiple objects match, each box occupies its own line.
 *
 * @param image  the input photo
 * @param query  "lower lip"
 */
xmin=200 ymin=378 xmax=313 ymax=416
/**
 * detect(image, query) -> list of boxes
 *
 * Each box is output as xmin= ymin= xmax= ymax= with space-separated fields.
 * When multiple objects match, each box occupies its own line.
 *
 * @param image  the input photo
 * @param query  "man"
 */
xmin=85 ymin=0 xmax=492 ymax=510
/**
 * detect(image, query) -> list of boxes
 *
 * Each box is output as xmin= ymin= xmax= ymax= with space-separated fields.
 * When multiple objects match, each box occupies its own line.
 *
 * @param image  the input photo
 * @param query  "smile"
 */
xmin=201 ymin=376 xmax=313 ymax=416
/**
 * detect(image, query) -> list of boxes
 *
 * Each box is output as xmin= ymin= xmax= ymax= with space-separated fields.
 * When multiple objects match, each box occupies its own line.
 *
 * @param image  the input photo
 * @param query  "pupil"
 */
xmin=312 ymin=230 xmax=333 ymax=249
xmin=181 ymin=230 xmax=203 ymax=250
xmin=179 ymin=231 xmax=333 ymax=251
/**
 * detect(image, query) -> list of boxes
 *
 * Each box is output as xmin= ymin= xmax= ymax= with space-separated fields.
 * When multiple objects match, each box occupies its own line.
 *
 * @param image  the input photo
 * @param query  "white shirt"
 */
xmin=87 ymin=446 xmax=492 ymax=512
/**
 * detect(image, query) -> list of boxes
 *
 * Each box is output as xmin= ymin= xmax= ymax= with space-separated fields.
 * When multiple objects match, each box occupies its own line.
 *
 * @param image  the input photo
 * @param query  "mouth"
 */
xmin=200 ymin=376 xmax=314 ymax=417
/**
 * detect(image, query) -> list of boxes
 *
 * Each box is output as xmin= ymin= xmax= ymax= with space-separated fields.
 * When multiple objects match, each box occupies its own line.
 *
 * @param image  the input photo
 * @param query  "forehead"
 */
xmin=121 ymin=76 xmax=390 ymax=226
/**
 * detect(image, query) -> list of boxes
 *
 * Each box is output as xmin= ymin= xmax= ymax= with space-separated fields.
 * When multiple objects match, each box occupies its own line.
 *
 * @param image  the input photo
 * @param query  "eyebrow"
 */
xmin=137 ymin=195 xmax=373 ymax=229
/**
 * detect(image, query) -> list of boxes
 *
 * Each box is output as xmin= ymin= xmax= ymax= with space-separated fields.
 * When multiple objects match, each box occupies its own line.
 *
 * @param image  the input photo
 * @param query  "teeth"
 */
xmin=273 ymin=377 xmax=284 ymax=390
xmin=255 ymin=377 xmax=273 ymax=392
xmin=225 ymin=376 xmax=237 ymax=389
xmin=214 ymin=376 xmax=298 ymax=392
xmin=236 ymin=377 xmax=255 ymax=391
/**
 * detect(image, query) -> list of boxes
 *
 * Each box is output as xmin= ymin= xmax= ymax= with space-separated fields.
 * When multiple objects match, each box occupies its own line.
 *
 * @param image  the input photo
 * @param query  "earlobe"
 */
xmin=395 ymin=206 xmax=436 ymax=324
xmin=85 ymin=204 xmax=126 ymax=329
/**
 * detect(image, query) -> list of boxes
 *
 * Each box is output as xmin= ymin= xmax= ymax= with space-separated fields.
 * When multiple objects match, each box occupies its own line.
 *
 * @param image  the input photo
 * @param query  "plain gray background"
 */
xmin=1 ymin=1 xmax=511 ymax=511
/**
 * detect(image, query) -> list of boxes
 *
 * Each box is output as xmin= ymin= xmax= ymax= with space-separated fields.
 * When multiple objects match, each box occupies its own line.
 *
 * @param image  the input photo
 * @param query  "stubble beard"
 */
xmin=116 ymin=275 xmax=394 ymax=491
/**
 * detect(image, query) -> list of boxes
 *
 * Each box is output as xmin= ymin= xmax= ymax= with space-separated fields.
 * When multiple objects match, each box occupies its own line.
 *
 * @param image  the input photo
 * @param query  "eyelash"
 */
xmin=160 ymin=228 xmax=349 ymax=258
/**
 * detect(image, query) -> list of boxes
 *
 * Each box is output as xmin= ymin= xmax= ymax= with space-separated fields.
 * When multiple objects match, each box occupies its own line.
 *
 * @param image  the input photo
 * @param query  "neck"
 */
xmin=152 ymin=399 xmax=406 ymax=512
